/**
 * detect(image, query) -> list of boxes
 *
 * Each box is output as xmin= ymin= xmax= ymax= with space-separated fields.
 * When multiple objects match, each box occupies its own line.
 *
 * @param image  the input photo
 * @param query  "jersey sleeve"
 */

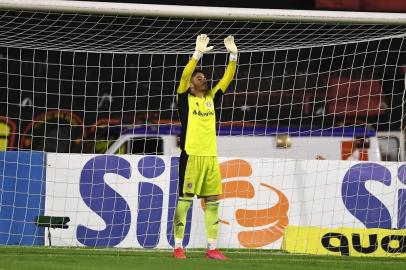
xmin=177 ymin=57 xmax=199 ymax=94
xmin=177 ymin=90 xmax=189 ymax=107
xmin=209 ymin=60 xmax=237 ymax=96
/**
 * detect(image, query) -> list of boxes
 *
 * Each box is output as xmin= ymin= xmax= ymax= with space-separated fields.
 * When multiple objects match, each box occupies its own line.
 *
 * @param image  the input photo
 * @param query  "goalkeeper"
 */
xmin=173 ymin=34 xmax=237 ymax=260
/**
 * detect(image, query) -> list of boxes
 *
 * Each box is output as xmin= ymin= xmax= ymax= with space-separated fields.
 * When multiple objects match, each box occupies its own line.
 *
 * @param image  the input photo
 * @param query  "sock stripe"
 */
xmin=205 ymin=201 xmax=219 ymax=206
xmin=178 ymin=197 xmax=193 ymax=202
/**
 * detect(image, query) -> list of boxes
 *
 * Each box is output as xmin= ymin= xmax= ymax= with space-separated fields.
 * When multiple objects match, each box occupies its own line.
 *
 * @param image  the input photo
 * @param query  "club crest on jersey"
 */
xmin=205 ymin=102 xmax=212 ymax=108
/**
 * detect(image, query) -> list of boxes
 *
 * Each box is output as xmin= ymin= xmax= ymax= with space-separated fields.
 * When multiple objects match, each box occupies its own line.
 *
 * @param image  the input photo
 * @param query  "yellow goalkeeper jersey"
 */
xmin=177 ymin=58 xmax=236 ymax=156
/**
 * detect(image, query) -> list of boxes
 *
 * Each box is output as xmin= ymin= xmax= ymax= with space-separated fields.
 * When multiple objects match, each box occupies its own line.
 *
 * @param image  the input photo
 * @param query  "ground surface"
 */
xmin=0 ymin=247 xmax=403 ymax=270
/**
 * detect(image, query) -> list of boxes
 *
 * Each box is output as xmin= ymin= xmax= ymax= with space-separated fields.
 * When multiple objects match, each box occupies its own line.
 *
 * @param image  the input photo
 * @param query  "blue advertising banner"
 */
xmin=0 ymin=151 xmax=46 ymax=245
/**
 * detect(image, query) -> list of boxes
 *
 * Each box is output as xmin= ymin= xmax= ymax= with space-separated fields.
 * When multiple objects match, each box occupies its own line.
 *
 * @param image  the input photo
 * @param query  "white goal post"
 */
xmin=2 ymin=0 xmax=406 ymax=23
xmin=0 ymin=0 xmax=406 ymax=257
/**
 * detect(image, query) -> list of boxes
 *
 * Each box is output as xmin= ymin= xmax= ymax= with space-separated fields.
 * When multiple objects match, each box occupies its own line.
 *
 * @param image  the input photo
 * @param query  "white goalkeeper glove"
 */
xmin=192 ymin=34 xmax=214 ymax=60
xmin=224 ymin=35 xmax=238 ymax=61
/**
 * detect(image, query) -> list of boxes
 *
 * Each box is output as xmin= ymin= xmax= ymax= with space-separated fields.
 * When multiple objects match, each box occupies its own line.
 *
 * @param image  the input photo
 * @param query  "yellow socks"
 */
xmin=204 ymin=201 xmax=220 ymax=248
xmin=174 ymin=197 xmax=192 ymax=248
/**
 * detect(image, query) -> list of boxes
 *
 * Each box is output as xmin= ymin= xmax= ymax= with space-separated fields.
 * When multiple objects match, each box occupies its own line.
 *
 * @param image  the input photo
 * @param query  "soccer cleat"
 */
xmin=173 ymin=247 xmax=186 ymax=259
xmin=205 ymin=249 xmax=228 ymax=260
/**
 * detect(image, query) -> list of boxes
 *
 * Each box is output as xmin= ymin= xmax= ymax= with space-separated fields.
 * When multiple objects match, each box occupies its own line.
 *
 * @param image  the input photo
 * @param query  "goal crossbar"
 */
xmin=0 ymin=0 xmax=405 ymax=54
xmin=1 ymin=0 xmax=406 ymax=24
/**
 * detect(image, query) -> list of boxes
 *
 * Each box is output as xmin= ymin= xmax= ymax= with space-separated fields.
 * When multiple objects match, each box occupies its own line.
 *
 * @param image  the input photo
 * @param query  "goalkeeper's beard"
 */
xmin=192 ymin=83 xmax=208 ymax=94
xmin=201 ymin=81 xmax=209 ymax=92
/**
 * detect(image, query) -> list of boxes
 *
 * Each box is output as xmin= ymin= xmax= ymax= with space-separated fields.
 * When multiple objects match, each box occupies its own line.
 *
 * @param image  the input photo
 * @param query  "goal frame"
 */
xmin=1 ymin=0 xmax=406 ymax=25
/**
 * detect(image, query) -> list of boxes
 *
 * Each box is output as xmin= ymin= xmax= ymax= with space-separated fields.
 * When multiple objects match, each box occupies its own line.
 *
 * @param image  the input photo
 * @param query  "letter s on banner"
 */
xmin=341 ymin=163 xmax=392 ymax=228
xmin=77 ymin=155 xmax=131 ymax=247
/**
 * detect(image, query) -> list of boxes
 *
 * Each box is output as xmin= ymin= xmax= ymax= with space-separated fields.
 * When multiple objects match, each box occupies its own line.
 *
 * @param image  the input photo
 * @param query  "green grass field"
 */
xmin=0 ymin=247 xmax=404 ymax=270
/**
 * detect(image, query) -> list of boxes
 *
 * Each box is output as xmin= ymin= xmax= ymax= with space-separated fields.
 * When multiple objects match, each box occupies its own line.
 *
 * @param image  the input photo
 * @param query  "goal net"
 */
xmin=0 ymin=0 xmax=406 ymax=256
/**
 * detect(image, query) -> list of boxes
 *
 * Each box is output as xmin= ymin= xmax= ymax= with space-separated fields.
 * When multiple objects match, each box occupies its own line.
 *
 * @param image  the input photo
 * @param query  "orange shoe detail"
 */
xmin=205 ymin=249 xmax=228 ymax=260
xmin=173 ymin=247 xmax=186 ymax=259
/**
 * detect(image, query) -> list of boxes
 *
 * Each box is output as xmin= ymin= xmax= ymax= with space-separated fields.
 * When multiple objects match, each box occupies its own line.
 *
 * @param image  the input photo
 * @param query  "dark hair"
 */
xmin=192 ymin=69 xmax=208 ymax=79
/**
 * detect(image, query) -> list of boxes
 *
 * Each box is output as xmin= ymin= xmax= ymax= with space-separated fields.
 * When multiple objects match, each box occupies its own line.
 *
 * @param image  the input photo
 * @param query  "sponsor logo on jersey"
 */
xmin=192 ymin=110 xmax=214 ymax=117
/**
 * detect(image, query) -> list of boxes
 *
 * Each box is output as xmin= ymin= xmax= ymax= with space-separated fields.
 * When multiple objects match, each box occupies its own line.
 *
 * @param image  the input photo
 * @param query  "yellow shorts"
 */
xmin=179 ymin=151 xmax=222 ymax=197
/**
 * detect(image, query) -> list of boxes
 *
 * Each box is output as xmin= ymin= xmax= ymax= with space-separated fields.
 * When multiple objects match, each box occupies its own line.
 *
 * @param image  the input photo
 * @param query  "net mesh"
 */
xmin=0 ymin=5 xmax=406 ymax=254
xmin=0 ymin=10 xmax=405 ymax=53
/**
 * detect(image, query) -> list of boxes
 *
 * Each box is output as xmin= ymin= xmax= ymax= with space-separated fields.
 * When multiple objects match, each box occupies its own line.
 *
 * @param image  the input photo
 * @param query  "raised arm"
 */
xmin=210 ymin=36 xmax=238 ymax=95
xmin=177 ymin=34 xmax=213 ymax=94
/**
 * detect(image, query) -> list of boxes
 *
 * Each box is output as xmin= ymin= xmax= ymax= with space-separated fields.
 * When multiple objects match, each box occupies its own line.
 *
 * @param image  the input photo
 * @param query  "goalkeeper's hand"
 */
xmin=224 ymin=35 xmax=238 ymax=61
xmin=193 ymin=34 xmax=214 ymax=60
